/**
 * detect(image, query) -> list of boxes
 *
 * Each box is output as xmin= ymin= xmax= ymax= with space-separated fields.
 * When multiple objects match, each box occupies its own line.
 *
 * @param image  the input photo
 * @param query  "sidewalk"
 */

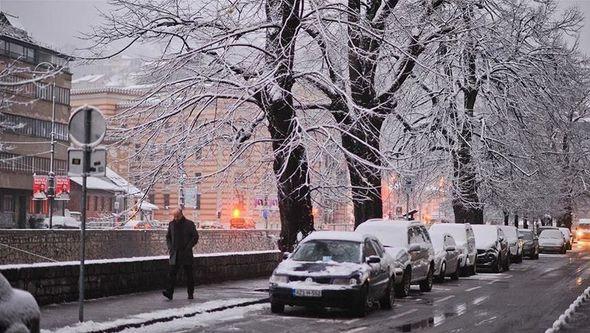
xmin=40 ymin=278 xmax=270 ymax=333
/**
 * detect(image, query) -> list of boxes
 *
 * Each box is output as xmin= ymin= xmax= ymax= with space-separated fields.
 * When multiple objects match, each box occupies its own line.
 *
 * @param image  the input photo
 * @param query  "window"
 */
xmin=100 ymin=197 xmax=105 ymax=211
xmin=363 ymin=241 xmax=377 ymax=259
xmin=195 ymin=193 xmax=201 ymax=210
xmin=148 ymin=194 xmax=155 ymax=204
xmin=163 ymin=194 xmax=170 ymax=208
xmin=9 ymin=42 xmax=24 ymax=58
xmin=107 ymin=198 xmax=112 ymax=211
xmin=0 ymin=152 xmax=67 ymax=175
xmin=409 ymin=227 xmax=423 ymax=245
xmin=370 ymin=239 xmax=384 ymax=257
xmin=2 ymin=195 xmax=14 ymax=212
xmin=93 ymin=196 xmax=98 ymax=211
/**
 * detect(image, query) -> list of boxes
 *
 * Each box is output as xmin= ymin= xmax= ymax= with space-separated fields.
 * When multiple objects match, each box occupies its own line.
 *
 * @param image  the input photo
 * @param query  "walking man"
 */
xmin=163 ymin=208 xmax=199 ymax=300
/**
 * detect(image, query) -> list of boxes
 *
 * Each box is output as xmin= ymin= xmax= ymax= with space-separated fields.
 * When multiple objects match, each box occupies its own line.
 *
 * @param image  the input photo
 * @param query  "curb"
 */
xmin=53 ymin=297 xmax=269 ymax=333
xmin=545 ymin=286 xmax=590 ymax=333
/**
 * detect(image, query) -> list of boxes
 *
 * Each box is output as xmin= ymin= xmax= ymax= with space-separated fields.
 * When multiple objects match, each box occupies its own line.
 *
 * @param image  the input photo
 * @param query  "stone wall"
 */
xmin=0 ymin=229 xmax=280 ymax=265
xmin=1 ymin=251 xmax=281 ymax=305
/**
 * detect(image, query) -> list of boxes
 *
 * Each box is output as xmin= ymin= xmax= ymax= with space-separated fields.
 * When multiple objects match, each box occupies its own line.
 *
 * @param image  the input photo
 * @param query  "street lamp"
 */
xmin=33 ymin=62 xmax=60 ymax=229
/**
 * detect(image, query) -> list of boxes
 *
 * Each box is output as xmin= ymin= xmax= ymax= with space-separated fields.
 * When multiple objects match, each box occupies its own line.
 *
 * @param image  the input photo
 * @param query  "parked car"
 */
xmin=355 ymin=219 xmax=435 ymax=295
xmin=538 ymin=229 xmax=567 ymax=254
xmin=558 ymin=227 xmax=572 ymax=250
xmin=472 ymin=225 xmax=510 ymax=273
xmin=575 ymin=222 xmax=590 ymax=241
xmin=499 ymin=225 xmax=523 ymax=263
xmin=269 ymin=231 xmax=395 ymax=316
xmin=0 ymin=273 xmax=40 ymax=333
xmin=428 ymin=231 xmax=460 ymax=282
xmin=428 ymin=223 xmax=477 ymax=276
xmin=42 ymin=216 xmax=80 ymax=229
xmin=518 ymin=229 xmax=539 ymax=259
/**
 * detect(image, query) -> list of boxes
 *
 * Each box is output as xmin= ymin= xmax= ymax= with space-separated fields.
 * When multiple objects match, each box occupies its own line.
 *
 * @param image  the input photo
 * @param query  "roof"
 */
xmin=303 ymin=231 xmax=365 ymax=243
xmin=0 ymin=12 xmax=73 ymax=60
xmin=106 ymin=167 xmax=142 ymax=197
xmin=360 ymin=219 xmax=425 ymax=230
xmin=70 ymin=176 xmax=122 ymax=192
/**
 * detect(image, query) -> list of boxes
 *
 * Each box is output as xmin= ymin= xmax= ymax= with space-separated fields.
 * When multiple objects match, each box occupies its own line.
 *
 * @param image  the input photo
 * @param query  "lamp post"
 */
xmin=33 ymin=62 xmax=59 ymax=229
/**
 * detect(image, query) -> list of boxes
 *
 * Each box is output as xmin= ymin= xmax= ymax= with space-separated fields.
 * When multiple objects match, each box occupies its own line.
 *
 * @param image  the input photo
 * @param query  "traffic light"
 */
xmin=232 ymin=208 xmax=241 ymax=218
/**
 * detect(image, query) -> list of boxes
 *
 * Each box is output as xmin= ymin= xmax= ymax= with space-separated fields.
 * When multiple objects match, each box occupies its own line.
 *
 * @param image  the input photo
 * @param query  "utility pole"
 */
xmin=34 ymin=62 xmax=59 ymax=228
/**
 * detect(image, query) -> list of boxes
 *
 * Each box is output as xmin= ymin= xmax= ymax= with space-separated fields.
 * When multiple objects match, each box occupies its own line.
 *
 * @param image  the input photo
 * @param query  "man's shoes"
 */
xmin=163 ymin=290 xmax=173 ymax=300
xmin=188 ymin=294 xmax=194 ymax=300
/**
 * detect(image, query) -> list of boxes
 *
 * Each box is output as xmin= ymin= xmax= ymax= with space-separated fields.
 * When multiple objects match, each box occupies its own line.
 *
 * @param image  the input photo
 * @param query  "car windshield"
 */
xmin=472 ymin=226 xmax=498 ymax=245
xmin=355 ymin=225 xmax=408 ymax=247
xmin=291 ymin=240 xmax=361 ymax=264
xmin=539 ymin=230 xmax=563 ymax=239
xmin=430 ymin=225 xmax=466 ymax=243
xmin=519 ymin=230 xmax=533 ymax=240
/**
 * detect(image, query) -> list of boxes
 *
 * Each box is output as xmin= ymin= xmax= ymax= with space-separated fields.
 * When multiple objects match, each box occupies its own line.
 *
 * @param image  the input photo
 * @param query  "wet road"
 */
xmin=161 ymin=242 xmax=590 ymax=333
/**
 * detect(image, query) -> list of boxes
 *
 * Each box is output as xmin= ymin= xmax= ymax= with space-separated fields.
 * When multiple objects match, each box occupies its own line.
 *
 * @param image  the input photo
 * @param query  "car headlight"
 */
xmin=269 ymin=274 xmax=289 ymax=284
xmin=333 ymin=277 xmax=359 ymax=286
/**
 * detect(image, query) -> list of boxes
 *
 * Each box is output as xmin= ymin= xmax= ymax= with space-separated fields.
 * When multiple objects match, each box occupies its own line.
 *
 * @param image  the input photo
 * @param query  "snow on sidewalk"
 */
xmin=40 ymin=278 xmax=270 ymax=332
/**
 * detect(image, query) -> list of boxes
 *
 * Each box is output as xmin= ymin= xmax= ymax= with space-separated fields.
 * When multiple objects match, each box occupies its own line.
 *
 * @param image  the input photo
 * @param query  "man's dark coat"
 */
xmin=166 ymin=217 xmax=199 ymax=265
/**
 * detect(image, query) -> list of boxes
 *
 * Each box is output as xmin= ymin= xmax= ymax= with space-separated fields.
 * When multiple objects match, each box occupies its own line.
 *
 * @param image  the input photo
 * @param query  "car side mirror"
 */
xmin=282 ymin=252 xmax=291 ymax=260
xmin=366 ymin=255 xmax=381 ymax=264
xmin=409 ymin=244 xmax=421 ymax=252
xmin=445 ymin=246 xmax=456 ymax=252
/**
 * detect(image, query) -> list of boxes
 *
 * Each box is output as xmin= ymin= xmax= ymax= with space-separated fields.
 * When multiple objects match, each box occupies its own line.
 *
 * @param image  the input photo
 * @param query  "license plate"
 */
xmin=293 ymin=289 xmax=321 ymax=297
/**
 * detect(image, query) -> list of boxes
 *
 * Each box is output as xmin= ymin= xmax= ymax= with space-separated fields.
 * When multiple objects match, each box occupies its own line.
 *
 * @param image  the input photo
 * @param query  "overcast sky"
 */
xmin=1 ymin=0 xmax=590 ymax=56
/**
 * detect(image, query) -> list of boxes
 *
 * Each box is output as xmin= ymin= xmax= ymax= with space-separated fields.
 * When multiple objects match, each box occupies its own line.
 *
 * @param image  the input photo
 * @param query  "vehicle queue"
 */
xmin=268 ymin=219 xmax=579 ymax=317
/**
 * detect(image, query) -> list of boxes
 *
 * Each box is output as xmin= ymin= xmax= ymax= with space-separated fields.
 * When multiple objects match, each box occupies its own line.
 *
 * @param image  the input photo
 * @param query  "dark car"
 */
xmin=518 ymin=229 xmax=539 ymax=259
xmin=0 ymin=273 xmax=40 ymax=333
xmin=472 ymin=225 xmax=510 ymax=273
xmin=269 ymin=231 xmax=395 ymax=317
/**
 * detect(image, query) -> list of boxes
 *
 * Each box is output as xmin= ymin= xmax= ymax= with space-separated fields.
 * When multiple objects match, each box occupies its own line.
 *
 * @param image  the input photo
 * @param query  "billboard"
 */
xmin=55 ymin=176 xmax=70 ymax=201
xmin=33 ymin=175 xmax=48 ymax=200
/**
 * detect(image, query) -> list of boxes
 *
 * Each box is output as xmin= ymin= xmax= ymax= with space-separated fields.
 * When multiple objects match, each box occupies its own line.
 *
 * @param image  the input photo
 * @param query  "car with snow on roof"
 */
xmin=472 ymin=225 xmax=510 ymax=273
xmin=428 ymin=223 xmax=477 ymax=276
xmin=499 ymin=225 xmax=523 ymax=263
xmin=355 ymin=219 xmax=435 ymax=297
xmin=428 ymin=231 xmax=460 ymax=282
xmin=269 ymin=231 xmax=396 ymax=317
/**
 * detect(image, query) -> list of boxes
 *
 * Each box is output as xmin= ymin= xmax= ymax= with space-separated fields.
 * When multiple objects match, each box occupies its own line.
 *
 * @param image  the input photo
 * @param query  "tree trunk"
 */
xmin=503 ymin=211 xmax=509 ymax=226
xmin=342 ymin=127 xmax=383 ymax=227
xmin=514 ymin=213 xmax=519 ymax=227
xmin=557 ymin=207 xmax=573 ymax=230
xmin=264 ymin=0 xmax=313 ymax=252
xmin=523 ymin=216 xmax=528 ymax=229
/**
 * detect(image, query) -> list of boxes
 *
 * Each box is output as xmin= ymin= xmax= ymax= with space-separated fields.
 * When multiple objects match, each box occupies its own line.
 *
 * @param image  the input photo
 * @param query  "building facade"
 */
xmin=0 ymin=13 xmax=72 ymax=228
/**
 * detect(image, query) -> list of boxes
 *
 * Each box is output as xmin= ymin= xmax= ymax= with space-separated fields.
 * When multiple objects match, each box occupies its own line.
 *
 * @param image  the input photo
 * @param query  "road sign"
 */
xmin=68 ymin=105 xmax=106 ymax=148
xmin=68 ymin=147 xmax=107 ymax=177
xmin=402 ymin=175 xmax=415 ymax=195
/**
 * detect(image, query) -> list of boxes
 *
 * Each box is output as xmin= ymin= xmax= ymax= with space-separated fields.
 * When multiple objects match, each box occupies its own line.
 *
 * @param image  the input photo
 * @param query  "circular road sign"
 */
xmin=68 ymin=105 xmax=106 ymax=148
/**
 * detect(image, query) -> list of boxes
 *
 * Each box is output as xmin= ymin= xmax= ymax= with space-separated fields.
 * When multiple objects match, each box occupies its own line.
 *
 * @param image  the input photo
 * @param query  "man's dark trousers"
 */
xmin=167 ymin=264 xmax=194 ymax=296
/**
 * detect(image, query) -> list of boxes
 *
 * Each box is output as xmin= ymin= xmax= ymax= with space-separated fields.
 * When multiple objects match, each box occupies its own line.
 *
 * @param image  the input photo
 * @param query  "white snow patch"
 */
xmin=119 ymin=303 xmax=267 ymax=333
xmin=41 ymin=298 xmax=260 ymax=333
xmin=0 ymin=250 xmax=279 ymax=270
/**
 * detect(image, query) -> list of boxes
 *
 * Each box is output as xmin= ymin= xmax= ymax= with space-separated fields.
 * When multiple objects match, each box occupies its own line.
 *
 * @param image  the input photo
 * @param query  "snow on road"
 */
xmin=42 ymin=298 xmax=260 ymax=333
xmin=119 ymin=304 xmax=267 ymax=333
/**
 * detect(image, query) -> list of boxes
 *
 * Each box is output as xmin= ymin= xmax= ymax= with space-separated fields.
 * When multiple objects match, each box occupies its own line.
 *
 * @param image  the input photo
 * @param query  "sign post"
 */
xmin=68 ymin=105 xmax=106 ymax=323
xmin=402 ymin=175 xmax=415 ymax=220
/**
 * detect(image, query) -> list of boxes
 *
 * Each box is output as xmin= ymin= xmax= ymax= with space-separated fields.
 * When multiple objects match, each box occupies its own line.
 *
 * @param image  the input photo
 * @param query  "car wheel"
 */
xmin=515 ymin=254 xmax=523 ymax=264
xmin=561 ymin=246 xmax=567 ymax=254
xmin=394 ymin=269 xmax=411 ymax=298
xmin=352 ymin=285 xmax=369 ymax=317
xmin=435 ymin=262 xmax=446 ymax=283
xmin=503 ymin=255 xmax=511 ymax=271
xmin=419 ymin=265 xmax=434 ymax=292
xmin=469 ymin=263 xmax=477 ymax=276
xmin=379 ymin=277 xmax=395 ymax=310
xmin=450 ymin=265 xmax=460 ymax=280
xmin=270 ymin=302 xmax=284 ymax=314
xmin=533 ymin=251 xmax=539 ymax=260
